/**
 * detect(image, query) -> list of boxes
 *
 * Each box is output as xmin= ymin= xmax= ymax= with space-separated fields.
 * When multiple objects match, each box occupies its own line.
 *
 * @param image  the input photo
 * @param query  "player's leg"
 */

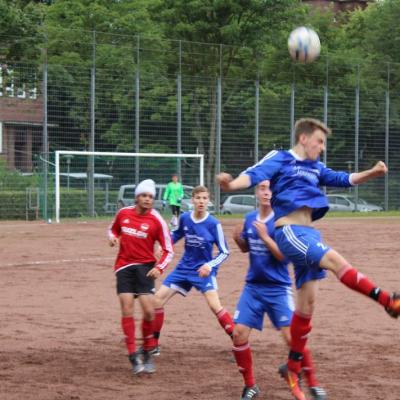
xmin=203 ymin=289 xmax=234 ymax=337
xmin=135 ymin=263 xmax=159 ymax=373
xmin=170 ymin=205 xmax=178 ymax=227
xmin=279 ymin=327 xmax=326 ymax=400
xmin=116 ymin=266 xmax=144 ymax=374
xmin=232 ymin=285 xmax=262 ymax=399
xmin=152 ymin=285 xmax=178 ymax=348
xmin=320 ymin=248 xmax=400 ymax=318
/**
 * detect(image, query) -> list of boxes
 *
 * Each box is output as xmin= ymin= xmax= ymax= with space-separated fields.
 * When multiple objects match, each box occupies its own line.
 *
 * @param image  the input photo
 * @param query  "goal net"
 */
xmin=54 ymin=151 xmax=204 ymax=222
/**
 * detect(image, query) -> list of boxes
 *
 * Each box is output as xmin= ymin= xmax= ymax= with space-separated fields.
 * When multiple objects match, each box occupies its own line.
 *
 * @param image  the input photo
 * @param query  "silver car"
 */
xmin=327 ymin=194 xmax=383 ymax=212
xmin=221 ymin=194 xmax=257 ymax=214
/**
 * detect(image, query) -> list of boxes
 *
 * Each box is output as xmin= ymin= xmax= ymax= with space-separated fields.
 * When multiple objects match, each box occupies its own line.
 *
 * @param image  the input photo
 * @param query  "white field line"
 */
xmin=0 ymin=256 xmax=114 ymax=268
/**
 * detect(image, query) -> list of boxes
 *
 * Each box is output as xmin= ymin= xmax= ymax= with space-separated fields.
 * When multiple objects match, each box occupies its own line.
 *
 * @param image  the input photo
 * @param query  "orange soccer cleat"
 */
xmin=279 ymin=364 xmax=307 ymax=400
xmin=385 ymin=292 xmax=400 ymax=319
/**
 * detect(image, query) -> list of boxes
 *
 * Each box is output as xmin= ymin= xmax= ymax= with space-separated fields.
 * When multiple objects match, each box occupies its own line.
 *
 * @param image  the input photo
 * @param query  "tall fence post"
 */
xmin=215 ymin=44 xmax=222 ymax=213
xmin=385 ymin=64 xmax=390 ymax=211
xmin=354 ymin=64 xmax=360 ymax=209
xmin=290 ymin=82 xmax=295 ymax=147
xmin=177 ymin=40 xmax=182 ymax=178
xmin=255 ymin=79 xmax=260 ymax=163
xmin=135 ymin=35 xmax=140 ymax=183
xmin=323 ymin=59 xmax=329 ymax=166
xmin=42 ymin=48 xmax=48 ymax=220
xmin=88 ymin=30 xmax=96 ymax=217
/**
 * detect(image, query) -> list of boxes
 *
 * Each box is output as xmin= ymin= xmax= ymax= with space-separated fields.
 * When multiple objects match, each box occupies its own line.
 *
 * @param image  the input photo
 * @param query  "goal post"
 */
xmin=55 ymin=150 xmax=204 ymax=223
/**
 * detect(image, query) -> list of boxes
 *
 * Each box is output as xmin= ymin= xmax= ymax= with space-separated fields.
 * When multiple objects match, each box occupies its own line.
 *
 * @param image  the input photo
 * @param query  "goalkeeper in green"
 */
xmin=163 ymin=174 xmax=184 ymax=228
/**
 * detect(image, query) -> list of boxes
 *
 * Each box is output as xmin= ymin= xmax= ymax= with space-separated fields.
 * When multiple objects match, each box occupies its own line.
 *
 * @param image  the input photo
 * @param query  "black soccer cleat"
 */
xmin=309 ymin=386 xmax=327 ymax=400
xmin=142 ymin=350 xmax=156 ymax=374
xmin=138 ymin=345 xmax=160 ymax=357
xmin=128 ymin=352 xmax=144 ymax=375
xmin=240 ymin=384 xmax=260 ymax=399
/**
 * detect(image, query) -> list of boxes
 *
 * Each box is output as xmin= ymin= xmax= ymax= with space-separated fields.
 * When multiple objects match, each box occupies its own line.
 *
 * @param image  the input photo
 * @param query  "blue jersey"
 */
xmin=243 ymin=149 xmax=354 ymax=221
xmin=172 ymin=212 xmax=229 ymax=272
xmin=241 ymin=210 xmax=291 ymax=286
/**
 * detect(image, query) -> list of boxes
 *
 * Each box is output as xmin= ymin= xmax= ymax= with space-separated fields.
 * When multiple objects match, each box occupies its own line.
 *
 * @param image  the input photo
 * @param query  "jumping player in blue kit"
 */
xmin=217 ymin=118 xmax=400 ymax=400
xmin=231 ymin=180 xmax=325 ymax=400
xmin=152 ymin=185 xmax=234 ymax=352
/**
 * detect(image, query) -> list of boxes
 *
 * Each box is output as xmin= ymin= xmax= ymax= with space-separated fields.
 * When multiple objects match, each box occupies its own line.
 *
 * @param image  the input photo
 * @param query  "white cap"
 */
xmin=135 ymin=179 xmax=156 ymax=198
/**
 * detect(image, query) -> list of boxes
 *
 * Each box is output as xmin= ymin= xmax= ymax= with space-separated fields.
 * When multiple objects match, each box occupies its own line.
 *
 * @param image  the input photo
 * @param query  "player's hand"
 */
xmin=198 ymin=264 xmax=212 ymax=277
xmin=109 ymin=237 xmax=119 ymax=247
xmin=147 ymin=267 xmax=162 ymax=280
xmin=216 ymin=173 xmax=233 ymax=191
xmin=253 ymin=221 xmax=269 ymax=241
xmin=371 ymin=161 xmax=388 ymax=177
xmin=232 ymin=223 xmax=244 ymax=242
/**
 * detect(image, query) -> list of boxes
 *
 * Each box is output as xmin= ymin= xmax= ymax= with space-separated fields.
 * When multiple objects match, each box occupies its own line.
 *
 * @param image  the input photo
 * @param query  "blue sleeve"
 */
xmin=242 ymin=150 xmax=282 ymax=187
xmin=319 ymin=163 xmax=353 ymax=188
xmin=208 ymin=223 xmax=230 ymax=269
xmin=171 ymin=215 xmax=185 ymax=243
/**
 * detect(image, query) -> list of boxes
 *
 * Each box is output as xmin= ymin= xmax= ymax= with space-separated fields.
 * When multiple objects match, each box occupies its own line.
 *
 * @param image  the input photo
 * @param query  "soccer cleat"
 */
xmin=385 ymin=292 xmax=400 ymax=319
xmin=142 ymin=350 xmax=156 ymax=374
xmin=278 ymin=364 xmax=307 ymax=400
xmin=240 ymin=385 xmax=260 ymax=399
xmin=128 ymin=352 xmax=144 ymax=375
xmin=138 ymin=346 xmax=160 ymax=357
xmin=309 ymin=386 xmax=327 ymax=400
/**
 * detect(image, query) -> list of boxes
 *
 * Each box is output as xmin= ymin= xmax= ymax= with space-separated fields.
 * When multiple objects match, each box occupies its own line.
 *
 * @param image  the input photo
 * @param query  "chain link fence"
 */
xmin=1 ymin=31 xmax=400 ymax=220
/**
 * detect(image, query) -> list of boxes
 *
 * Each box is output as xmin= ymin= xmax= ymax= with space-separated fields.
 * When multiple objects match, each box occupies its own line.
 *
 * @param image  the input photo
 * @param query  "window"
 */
xmin=242 ymin=196 xmax=256 ymax=206
xmin=230 ymin=196 xmax=242 ymax=205
xmin=336 ymin=197 xmax=350 ymax=206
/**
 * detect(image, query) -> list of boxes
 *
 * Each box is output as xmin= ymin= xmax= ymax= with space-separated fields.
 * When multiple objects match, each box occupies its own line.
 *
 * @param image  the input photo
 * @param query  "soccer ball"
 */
xmin=288 ymin=27 xmax=321 ymax=64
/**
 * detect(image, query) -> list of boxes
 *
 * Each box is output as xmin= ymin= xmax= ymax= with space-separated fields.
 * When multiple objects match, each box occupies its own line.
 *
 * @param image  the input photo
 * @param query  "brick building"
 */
xmin=0 ymin=95 xmax=43 ymax=172
xmin=303 ymin=0 xmax=370 ymax=12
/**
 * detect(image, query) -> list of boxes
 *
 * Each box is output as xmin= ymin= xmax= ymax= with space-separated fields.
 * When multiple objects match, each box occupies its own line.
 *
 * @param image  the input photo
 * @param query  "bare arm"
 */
xmin=216 ymin=173 xmax=251 ymax=192
xmin=351 ymin=161 xmax=387 ymax=185
xmin=232 ymin=223 xmax=249 ymax=253
xmin=253 ymin=221 xmax=285 ymax=262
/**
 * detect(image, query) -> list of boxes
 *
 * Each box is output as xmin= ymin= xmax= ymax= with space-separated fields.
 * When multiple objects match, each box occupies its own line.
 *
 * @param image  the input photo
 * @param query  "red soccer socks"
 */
xmin=216 ymin=308 xmax=234 ymax=337
xmin=232 ymin=342 xmax=255 ymax=387
xmin=153 ymin=307 xmax=165 ymax=345
xmin=142 ymin=319 xmax=157 ymax=351
xmin=302 ymin=347 xmax=319 ymax=388
xmin=121 ymin=316 xmax=136 ymax=355
xmin=288 ymin=312 xmax=312 ymax=374
xmin=338 ymin=265 xmax=391 ymax=307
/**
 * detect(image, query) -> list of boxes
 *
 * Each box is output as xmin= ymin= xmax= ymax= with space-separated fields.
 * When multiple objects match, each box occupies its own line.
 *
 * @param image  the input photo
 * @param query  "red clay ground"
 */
xmin=0 ymin=217 xmax=399 ymax=400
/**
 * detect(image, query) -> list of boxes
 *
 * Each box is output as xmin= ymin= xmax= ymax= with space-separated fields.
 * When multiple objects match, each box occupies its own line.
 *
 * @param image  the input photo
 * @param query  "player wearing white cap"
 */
xmin=108 ymin=179 xmax=174 ymax=375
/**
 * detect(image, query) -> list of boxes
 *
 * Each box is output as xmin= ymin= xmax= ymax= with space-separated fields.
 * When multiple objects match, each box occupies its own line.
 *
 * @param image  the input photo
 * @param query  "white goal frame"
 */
xmin=55 ymin=150 xmax=205 ymax=223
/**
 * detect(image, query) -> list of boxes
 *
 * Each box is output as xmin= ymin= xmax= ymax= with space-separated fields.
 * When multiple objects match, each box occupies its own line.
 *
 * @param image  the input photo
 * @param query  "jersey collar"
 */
xmin=256 ymin=210 xmax=274 ymax=223
xmin=190 ymin=211 xmax=209 ymax=223
xmin=289 ymin=149 xmax=306 ymax=161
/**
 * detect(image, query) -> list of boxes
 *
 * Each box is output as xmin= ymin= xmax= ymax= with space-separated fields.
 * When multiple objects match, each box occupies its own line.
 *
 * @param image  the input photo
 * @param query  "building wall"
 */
xmin=303 ymin=0 xmax=369 ymax=12
xmin=0 ymin=96 xmax=43 ymax=171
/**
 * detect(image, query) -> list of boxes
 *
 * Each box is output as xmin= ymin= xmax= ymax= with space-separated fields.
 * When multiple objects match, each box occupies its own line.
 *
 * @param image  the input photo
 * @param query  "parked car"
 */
xmin=326 ymin=194 xmax=383 ymax=212
xmin=117 ymin=184 xmax=216 ymax=213
xmin=221 ymin=194 xmax=257 ymax=214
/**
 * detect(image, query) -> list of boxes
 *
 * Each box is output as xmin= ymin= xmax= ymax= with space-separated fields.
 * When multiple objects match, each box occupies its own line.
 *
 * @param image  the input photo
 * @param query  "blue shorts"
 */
xmin=234 ymin=283 xmax=295 ymax=330
xmin=275 ymin=225 xmax=329 ymax=289
xmin=162 ymin=268 xmax=218 ymax=295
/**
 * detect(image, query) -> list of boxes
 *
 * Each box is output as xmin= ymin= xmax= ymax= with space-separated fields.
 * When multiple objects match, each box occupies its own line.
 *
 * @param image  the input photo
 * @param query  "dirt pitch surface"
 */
xmin=0 ymin=217 xmax=399 ymax=400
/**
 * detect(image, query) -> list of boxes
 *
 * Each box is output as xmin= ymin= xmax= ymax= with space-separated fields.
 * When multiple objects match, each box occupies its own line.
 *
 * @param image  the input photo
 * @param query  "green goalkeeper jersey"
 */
xmin=163 ymin=181 xmax=184 ymax=206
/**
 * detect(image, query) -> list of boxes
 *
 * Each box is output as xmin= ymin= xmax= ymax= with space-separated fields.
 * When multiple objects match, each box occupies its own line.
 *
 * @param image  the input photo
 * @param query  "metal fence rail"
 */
xmin=1 ymin=32 xmax=400 ymax=220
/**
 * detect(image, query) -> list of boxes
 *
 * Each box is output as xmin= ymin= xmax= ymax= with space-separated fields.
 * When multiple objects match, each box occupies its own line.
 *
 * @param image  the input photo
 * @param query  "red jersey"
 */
xmin=108 ymin=206 xmax=173 ymax=273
